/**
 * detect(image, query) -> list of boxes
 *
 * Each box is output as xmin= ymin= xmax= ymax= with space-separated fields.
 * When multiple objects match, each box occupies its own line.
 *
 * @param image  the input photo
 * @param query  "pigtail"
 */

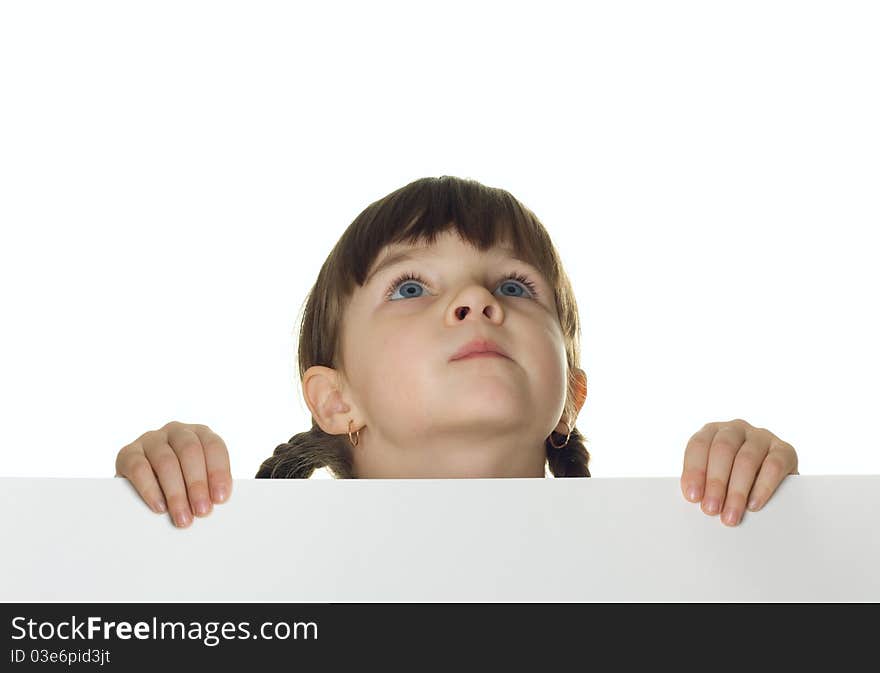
xmin=545 ymin=426 xmax=591 ymax=477
xmin=255 ymin=425 xmax=355 ymax=479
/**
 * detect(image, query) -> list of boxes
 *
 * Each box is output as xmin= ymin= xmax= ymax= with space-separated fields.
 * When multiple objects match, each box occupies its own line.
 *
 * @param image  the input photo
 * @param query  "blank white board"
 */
xmin=0 ymin=475 xmax=877 ymax=602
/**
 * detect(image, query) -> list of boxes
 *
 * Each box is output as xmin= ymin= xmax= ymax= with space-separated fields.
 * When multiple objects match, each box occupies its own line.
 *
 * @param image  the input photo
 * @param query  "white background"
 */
xmin=1 ymin=1 xmax=877 ymax=479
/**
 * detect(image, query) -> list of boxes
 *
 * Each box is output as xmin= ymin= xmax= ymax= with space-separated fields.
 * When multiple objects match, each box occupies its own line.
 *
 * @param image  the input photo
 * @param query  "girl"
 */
xmin=114 ymin=176 xmax=799 ymax=529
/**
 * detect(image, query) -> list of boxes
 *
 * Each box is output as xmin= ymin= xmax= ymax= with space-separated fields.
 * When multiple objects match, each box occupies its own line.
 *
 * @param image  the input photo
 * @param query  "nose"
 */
xmin=451 ymin=287 xmax=504 ymax=323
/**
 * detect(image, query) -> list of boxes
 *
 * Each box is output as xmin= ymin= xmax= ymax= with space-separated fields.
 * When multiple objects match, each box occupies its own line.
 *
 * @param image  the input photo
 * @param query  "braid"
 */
xmin=255 ymin=426 xmax=355 ymax=479
xmin=258 ymin=426 xmax=589 ymax=478
xmin=545 ymin=426 xmax=591 ymax=477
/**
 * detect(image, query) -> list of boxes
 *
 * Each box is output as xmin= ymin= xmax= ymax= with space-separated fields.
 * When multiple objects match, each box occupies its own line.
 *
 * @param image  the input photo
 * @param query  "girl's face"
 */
xmin=305 ymin=229 xmax=584 ymax=478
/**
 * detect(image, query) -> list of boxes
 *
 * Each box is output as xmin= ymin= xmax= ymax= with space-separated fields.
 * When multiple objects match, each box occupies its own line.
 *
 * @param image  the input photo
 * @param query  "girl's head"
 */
xmin=257 ymin=176 xmax=589 ymax=479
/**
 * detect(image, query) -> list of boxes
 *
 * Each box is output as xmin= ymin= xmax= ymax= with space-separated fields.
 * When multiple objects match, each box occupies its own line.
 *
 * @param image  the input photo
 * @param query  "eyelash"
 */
xmin=384 ymin=270 xmax=540 ymax=301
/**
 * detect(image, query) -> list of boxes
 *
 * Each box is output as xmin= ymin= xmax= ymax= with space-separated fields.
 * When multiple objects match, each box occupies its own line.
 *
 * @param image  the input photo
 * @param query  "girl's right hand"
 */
xmin=114 ymin=420 xmax=233 ymax=528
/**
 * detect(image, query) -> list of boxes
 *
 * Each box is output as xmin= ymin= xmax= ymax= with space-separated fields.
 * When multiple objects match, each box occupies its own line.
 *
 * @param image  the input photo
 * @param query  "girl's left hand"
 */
xmin=680 ymin=418 xmax=799 ymax=527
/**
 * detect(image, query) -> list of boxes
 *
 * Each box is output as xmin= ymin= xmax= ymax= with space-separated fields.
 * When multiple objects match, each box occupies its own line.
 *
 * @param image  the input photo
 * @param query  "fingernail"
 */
xmin=704 ymin=497 xmax=720 ymax=514
xmin=686 ymin=485 xmax=700 ymax=502
xmin=214 ymin=486 xmax=228 ymax=503
xmin=175 ymin=511 xmax=192 ymax=527
xmin=193 ymin=499 xmax=209 ymax=516
xmin=154 ymin=499 xmax=167 ymax=513
xmin=748 ymin=496 xmax=760 ymax=511
xmin=723 ymin=508 xmax=739 ymax=525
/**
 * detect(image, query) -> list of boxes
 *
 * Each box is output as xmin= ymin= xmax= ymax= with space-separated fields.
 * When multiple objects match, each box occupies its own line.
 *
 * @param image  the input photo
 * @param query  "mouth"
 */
xmin=450 ymin=337 xmax=511 ymax=362
xmin=451 ymin=351 xmax=509 ymax=361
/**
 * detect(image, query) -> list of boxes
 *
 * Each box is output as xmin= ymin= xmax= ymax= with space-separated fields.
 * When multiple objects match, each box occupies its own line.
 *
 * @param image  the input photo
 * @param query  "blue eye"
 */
xmin=387 ymin=275 xmax=428 ymax=300
xmin=498 ymin=277 xmax=533 ymax=298
xmin=384 ymin=271 xmax=540 ymax=301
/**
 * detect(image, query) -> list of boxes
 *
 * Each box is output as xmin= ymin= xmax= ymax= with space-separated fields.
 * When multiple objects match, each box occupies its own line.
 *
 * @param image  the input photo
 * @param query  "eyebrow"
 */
xmin=364 ymin=246 xmax=528 ymax=287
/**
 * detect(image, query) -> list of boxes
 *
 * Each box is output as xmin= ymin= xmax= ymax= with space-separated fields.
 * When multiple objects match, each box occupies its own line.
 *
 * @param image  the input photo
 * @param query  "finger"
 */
xmin=746 ymin=438 xmax=798 ymax=512
xmin=143 ymin=435 xmax=193 ymax=528
xmin=167 ymin=425 xmax=212 ymax=518
xmin=681 ymin=424 xmax=716 ymax=502
xmin=719 ymin=429 xmax=770 ymax=526
xmin=116 ymin=443 xmax=167 ymax=514
xmin=189 ymin=424 xmax=233 ymax=504
xmin=701 ymin=423 xmax=747 ymax=516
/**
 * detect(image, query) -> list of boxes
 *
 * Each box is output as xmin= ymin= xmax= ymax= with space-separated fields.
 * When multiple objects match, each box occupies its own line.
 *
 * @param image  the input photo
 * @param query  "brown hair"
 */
xmin=256 ymin=175 xmax=590 ymax=479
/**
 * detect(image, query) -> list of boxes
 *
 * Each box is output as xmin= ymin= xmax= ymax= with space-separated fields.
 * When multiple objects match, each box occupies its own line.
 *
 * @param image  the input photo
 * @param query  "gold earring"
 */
xmin=549 ymin=421 xmax=572 ymax=448
xmin=348 ymin=419 xmax=360 ymax=447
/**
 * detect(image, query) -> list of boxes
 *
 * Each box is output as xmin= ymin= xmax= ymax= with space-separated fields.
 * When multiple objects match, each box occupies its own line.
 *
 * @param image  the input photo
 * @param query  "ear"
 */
xmin=553 ymin=367 xmax=587 ymax=433
xmin=302 ymin=365 xmax=364 ymax=436
xmin=572 ymin=367 xmax=587 ymax=412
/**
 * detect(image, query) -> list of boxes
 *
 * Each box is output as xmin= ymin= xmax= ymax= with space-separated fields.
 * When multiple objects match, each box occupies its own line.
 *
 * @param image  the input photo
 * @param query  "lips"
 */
xmin=450 ymin=338 xmax=511 ymax=361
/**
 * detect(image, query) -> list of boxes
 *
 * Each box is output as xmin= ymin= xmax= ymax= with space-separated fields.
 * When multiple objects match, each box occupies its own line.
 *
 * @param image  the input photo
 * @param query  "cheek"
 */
xmin=377 ymin=329 xmax=426 ymax=380
xmin=522 ymin=325 xmax=569 ymax=409
xmin=357 ymin=326 xmax=435 ymax=406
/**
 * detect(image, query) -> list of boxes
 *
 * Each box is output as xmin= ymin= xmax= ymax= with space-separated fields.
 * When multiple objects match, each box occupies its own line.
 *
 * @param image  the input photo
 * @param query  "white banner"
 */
xmin=1 ymin=475 xmax=878 ymax=602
